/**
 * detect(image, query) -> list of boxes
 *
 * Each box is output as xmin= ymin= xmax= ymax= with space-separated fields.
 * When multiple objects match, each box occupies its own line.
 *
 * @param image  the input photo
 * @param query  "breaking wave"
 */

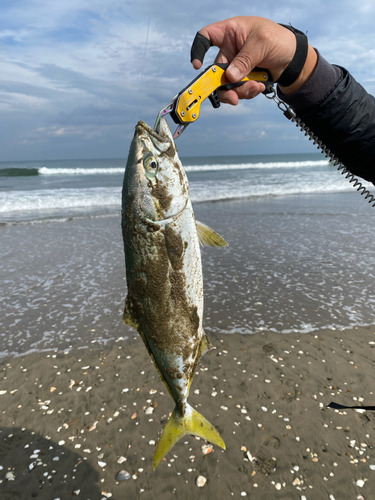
xmin=0 ymin=160 xmax=329 ymax=177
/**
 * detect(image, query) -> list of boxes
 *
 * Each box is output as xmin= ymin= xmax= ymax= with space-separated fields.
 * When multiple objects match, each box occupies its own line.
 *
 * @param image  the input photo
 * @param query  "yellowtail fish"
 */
xmin=121 ymin=118 xmax=227 ymax=469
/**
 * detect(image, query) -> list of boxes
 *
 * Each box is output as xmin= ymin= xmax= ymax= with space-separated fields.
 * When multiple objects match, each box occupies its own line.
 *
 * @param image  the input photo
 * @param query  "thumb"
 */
xmin=226 ymin=45 xmax=256 ymax=82
xmin=226 ymin=64 xmax=243 ymax=82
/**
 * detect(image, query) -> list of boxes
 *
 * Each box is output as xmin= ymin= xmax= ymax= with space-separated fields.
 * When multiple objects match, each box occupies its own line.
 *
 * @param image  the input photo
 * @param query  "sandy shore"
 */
xmin=1 ymin=326 xmax=375 ymax=499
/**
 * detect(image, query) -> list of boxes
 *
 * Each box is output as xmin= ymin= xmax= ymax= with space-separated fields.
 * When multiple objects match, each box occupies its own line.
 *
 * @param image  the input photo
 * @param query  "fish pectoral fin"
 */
xmin=153 ymin=403 xmax=225 ymax=470
xmin=196 ymin=220 xmax=228 ymax=247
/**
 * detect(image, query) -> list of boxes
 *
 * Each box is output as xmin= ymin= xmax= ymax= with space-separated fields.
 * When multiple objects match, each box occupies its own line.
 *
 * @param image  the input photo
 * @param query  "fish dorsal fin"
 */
xmin=196 ymin=220 xmax=228 ymax=247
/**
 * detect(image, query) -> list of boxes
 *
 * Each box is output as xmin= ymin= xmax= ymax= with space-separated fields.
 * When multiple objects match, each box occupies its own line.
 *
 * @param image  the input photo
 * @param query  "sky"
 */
xmin=0 ymin=0 xmax=374 ymax=161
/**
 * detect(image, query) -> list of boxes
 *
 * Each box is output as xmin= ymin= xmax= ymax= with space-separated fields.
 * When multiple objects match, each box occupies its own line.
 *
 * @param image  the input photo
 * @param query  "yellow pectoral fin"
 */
xmin=153 ymin=403 xmax=225 ymax=470
xmin=196 ymin=220 xmax=228 ymax=247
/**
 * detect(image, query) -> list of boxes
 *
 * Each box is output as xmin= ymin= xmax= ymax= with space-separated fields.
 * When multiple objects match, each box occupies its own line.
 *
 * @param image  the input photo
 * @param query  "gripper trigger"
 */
xmin=208 ymin=90 xmax=221 ymax=109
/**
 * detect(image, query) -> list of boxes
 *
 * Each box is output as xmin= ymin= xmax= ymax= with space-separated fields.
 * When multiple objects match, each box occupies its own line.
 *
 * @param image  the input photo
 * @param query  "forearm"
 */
xmin=278 ymin=52 xmax=375 ymax=183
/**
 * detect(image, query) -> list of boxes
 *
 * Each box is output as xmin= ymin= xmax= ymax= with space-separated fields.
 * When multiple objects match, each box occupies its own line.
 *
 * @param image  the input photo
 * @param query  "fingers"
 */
xmin=214 ymin=50 xmax=229 ymax=65
xmin=192 ymin=58 xmax=202 ymax=70
xmin=219 ymin=81 xmax=266 ymax=105
xmin=225 ymin=36 xmax=260 ymax=83
xmin=219 ymin=89 xmax=239 ymax=106
xmin=190 ymin=21 xmax=231 ymax=68
xmin=190 ymin=32 xmax=213 ymax=66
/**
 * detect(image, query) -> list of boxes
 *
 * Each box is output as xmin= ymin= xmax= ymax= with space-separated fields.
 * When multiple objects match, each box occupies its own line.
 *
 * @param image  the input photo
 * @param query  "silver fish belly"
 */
xmin=121 ymin=118 xmax=227 ymax=469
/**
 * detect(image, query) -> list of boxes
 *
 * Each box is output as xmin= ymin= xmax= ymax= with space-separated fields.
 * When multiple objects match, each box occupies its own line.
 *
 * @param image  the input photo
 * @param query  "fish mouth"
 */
xmin=144 ymin=198 xmax=188 ymax=226
xmin=136 ymin=121 xmax=171 ymax=151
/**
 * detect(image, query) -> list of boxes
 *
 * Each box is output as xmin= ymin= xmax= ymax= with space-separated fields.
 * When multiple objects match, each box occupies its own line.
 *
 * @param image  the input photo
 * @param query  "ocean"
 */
xmin=2 ymin=152 xmax=375 ymax=358
xmin=1 ymin=152 xmax=373 ymax=225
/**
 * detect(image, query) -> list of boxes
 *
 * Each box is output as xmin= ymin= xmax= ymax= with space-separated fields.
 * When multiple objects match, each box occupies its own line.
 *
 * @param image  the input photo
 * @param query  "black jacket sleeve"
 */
xmin=278 ymin=52 xmax=375 ymax=184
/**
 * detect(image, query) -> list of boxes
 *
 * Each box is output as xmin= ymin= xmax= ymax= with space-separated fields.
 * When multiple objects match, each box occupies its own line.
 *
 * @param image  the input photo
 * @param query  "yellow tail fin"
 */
xmin=153 ymin=403 xmax=225 ymax=470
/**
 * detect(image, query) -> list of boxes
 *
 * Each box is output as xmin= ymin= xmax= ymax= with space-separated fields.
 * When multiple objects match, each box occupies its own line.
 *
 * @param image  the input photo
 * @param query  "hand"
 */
xmin=191 ymin=16 xmax=317 ymax=104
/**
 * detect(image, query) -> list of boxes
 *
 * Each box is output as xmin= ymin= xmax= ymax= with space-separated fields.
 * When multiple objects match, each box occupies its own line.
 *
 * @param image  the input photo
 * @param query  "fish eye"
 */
xmin=144 ymin=155 xmax=158 ymax=176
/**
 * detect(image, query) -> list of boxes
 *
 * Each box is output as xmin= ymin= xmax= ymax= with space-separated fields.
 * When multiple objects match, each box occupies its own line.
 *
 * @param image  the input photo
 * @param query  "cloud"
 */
xmin=0 ymin=0 xmax=373 ymax=160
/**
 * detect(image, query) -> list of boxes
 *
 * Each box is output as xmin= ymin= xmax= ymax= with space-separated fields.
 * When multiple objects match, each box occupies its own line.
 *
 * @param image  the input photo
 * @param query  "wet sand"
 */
xmin=2 ymin=326 xmax=375 ymax=499
xmin=3 ymin=193 xmax=375 ymax=357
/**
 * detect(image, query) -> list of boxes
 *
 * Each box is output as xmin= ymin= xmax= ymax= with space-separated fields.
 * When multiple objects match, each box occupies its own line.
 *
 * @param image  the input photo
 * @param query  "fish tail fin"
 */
xmin=153 ymin=403 xmax=225 ymax=470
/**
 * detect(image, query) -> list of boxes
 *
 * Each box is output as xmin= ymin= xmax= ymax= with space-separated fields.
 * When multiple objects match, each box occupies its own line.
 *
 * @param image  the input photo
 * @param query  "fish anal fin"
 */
xmin=153 ymin=403 xmax=225 ymax=470
xmin=188 ymin=332 xmax=213 ymax=393
xmin=199 ymin=332 xmax=213 ymax=356
xmin=122 ymin=296 xmax=137 ymax=328
xmin=196 ymin=220 xmax=228 ymax=247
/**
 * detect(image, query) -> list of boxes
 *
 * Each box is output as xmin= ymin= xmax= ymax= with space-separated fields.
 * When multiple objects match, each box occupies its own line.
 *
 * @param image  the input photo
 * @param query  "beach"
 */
xmin=2 ymin=327 xmax=375 ymax=499
xmin=2 ymin=156 xmax=375 ymax=498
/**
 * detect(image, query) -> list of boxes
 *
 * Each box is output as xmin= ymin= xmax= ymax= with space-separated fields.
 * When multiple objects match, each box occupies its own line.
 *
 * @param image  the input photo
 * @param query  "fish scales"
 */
xmin=121 ymin=118 xmax=227 ymax=469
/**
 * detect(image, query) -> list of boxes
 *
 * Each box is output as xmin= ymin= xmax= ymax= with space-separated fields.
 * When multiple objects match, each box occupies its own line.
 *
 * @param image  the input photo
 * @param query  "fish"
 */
xmin=121 ymin=118 xmax=227 ymax=469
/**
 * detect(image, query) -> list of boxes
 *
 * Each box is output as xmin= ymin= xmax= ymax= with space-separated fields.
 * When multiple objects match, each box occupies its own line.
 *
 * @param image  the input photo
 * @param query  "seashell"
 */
xmin=145 ymin=407 xmax=154 ymax=415
xmin=98 ymin=461 xmax=106 ymax=468
xmin=88 ymin=421 xmax=98 ymax=432
xmin=115 ymin=470 xmax=131 ymax=481
xmin=117 ymin=456 xmax=127 ymax=464
xmin=196 ymin=475 xmax=207 ymax=487
xmin=201 ymin=444 xmax=213 ymax=455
